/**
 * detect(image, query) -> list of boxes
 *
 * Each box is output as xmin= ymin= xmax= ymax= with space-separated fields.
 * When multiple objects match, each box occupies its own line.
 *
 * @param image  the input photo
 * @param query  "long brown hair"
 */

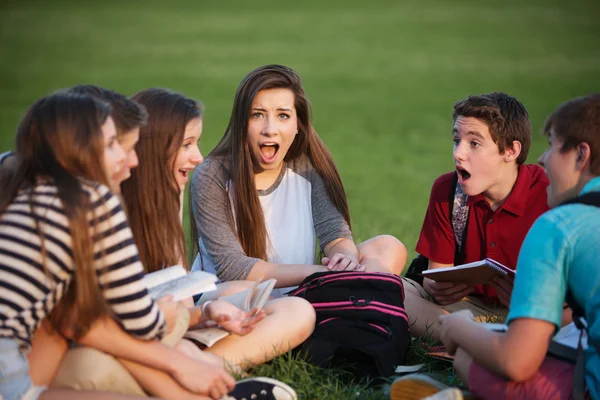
xmin=0 ymin=92 xmax=113 ymax=339
xmin=122 ymin=88 xmax=203 ymax=272
xmin=203 ymin=64 xmax=351 ymax=261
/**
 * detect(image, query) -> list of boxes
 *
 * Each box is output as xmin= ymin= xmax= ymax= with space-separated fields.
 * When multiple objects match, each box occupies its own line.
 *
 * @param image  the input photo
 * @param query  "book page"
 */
xmin=553 ymin=321 xmax=588 ymax=349
xmin=219 ymin=279 xmax=276 ymax=312
xmin=142 ymin=265 xmax=187 ymax=289
xmin=184 ymin=328 xmax=230 ymax=347
xmin=421 ymin=259 xmax=509 ymax=285
xmin=147 ymin=271 xmax=218 ymax=301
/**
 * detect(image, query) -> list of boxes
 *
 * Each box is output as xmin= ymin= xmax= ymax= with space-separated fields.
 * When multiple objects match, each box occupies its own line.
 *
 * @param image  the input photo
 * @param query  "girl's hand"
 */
xmin=170 ymin=353 xmax=236 ymax=398
xmin=438 ymin=310 xmax=475 ymax=355
xmin=322 ymin=253 xmax=365 ymax=271
xmin=157 ymin=295 xmax=179 ymax=334
xmin=201 ymin=300 xmax=266 ymax=335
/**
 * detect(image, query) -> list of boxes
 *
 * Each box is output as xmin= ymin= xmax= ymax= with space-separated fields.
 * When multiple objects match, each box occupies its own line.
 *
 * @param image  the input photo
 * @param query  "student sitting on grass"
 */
xmin=394 ymin=93 xmax=600 ymax=400
xmin=0 ymin=91 xmax=171 ymax=400
xmin=190 ymin=64 xmax=408 ymax=293
xmin=402 ymin=92 xmax=554 ymax=340
xmin=123 ymin=88 xmax=315 ymax=369
xmin=4 ymin=88 xmax=297 ymax=400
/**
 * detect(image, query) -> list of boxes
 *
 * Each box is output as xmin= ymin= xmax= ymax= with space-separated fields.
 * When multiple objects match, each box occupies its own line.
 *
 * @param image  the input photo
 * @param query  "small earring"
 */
xmin=296 ymin=130 xmax=299 ymax=135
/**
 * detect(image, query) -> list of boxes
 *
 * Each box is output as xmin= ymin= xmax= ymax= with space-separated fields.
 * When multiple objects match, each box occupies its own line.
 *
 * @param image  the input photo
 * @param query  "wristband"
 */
xmin=201 ymin=300 xmax=213 ymax=316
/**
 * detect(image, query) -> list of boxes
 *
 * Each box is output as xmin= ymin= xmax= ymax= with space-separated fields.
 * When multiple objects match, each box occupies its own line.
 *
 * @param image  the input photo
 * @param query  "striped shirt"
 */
xmin=0 ymin=181 xmax=165 ymax=348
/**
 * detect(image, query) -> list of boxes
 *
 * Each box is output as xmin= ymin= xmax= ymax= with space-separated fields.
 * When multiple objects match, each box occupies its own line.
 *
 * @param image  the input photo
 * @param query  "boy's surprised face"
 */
xmin=452 ymin=116 xmax=507 ymax=197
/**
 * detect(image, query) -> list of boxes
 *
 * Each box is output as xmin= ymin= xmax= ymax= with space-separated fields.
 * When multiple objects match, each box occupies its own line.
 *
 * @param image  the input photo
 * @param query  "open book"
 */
xmin=183 ymin=279 xmax=277 ymax=347
xmin=420 ymin=258 xmax=515 ymax=285
xmin=142 ymin=265 xmax=218 ymax=302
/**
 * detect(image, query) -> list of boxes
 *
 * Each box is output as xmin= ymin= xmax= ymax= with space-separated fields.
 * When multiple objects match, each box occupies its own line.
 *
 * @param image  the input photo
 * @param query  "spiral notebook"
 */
xmin=420 ymin=258 xmax=515 ymax=285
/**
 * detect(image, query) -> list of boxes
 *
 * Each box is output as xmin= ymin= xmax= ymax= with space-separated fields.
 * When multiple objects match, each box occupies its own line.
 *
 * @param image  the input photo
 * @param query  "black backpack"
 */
xmin=289 ymin=271 xmax=411 ymax=381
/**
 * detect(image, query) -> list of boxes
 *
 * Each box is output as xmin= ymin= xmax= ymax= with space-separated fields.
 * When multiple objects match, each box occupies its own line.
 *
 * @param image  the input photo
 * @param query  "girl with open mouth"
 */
xmin=189 ymin=64 xmax=408 ymax=296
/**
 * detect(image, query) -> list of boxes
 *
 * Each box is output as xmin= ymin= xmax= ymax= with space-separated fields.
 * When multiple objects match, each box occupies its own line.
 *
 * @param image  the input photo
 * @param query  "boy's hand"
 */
xmin=438 ymin=310 xmax=475 ymax=355
xmin=489 ymin=275 xmax=514 ymax=308
xmin=423 ymin=278 xmax=474 ymax=306
xmin=201 ymin=300 xmax=266 ymax=335
xmin=322 ymin=253 xmax=365 ymax=271
xmin=170 ymin=353 xmax=236 ymax=399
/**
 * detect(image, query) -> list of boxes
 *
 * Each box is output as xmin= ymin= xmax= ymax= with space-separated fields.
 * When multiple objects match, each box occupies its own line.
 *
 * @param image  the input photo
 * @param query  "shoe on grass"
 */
xmin=222 ymin=377 xmax=297 ymax=400
xmin=390 ymin=373 xmax=461 ymax=400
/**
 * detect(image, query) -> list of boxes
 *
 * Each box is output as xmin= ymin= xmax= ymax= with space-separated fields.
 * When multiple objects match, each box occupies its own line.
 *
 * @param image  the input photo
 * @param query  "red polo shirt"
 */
xmin=416 ymin=164 xmax=549 ymax=300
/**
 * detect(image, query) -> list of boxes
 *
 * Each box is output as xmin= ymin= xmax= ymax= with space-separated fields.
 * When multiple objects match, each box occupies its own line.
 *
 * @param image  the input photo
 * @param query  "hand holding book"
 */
xmin=192 ymin=300 xmax=266 ymax=336
xmin=421 ymin=258 xmax=515 ymax=286
xmin=184 ymin=278 xmax=277 ymax=347
xmin=423 ymin=280 xmax=475 ymax=306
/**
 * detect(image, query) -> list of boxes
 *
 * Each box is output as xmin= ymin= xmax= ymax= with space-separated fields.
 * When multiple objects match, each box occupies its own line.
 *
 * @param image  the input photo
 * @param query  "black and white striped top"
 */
xmin=0 ymin=181 xmax=165 ymax=348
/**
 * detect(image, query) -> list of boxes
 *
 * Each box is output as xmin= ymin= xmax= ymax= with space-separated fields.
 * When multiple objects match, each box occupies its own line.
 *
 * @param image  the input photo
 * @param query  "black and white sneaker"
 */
xmin=222 ymin=377 xmax=298 ymax=400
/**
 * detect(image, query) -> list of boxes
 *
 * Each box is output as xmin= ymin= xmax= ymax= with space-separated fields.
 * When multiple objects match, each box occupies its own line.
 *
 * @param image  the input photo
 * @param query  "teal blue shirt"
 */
xmin=507 ymin=176 xmax=600 ymax=397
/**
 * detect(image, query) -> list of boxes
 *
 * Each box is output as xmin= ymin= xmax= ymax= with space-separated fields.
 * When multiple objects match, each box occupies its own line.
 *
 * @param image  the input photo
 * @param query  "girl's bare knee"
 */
xmin=361 ymin=234 xmax=408 ymax=275
xmin=266 ymin=297 xmax=315 ymax=344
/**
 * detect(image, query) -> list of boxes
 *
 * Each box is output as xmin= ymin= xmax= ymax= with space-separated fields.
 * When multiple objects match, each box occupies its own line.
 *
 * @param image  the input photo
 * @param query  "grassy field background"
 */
xmin=2 ymin=0 xmax=599 ymax=261
xmin=1 ymin=1 xmax=599 ymax=398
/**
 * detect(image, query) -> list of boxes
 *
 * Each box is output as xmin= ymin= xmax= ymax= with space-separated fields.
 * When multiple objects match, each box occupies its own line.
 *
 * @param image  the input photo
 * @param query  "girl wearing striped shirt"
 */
xmin=0 ymin=92 xmax=237 ymax=400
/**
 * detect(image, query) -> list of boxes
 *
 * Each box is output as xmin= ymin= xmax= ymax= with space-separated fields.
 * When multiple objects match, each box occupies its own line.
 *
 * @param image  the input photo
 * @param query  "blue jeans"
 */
xmin=0 ymin=338 xmax=45 ymax=400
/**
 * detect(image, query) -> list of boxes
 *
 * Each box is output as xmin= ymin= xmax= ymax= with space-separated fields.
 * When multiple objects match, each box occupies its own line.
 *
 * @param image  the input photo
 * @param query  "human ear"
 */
xmin=575 ymin=142 xmax=591 ymax=171
xmin=503 ymin=140 xmax=522 ymax=163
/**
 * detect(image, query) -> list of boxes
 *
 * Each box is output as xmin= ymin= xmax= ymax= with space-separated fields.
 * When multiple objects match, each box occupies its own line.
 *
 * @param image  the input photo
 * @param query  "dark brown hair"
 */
xmin=453 ymin=92 xmax=531 ymax=164
xmin=198 ymin=64 xmax=351 ymax=261
xmin=69 ymin=84 xmax=148 ymax=136
xmin=122 ymin=88 xmax=203 ymax=273
xmin=544 ymin=93 xmax=600 ymax=175
xmin=0 ymin=92 xmax=113 ymax=339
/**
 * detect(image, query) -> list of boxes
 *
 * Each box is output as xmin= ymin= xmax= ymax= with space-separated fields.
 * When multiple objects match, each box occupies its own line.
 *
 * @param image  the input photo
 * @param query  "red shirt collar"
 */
xmin=466 ymin=165 xmax=532 ymax=216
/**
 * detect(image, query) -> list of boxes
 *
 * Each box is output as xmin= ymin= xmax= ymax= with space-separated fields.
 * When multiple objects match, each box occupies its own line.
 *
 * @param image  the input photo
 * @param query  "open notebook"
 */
xmin=142 ymin=265 xmax=218 ymax=302
xmin=183 ymin=279 xmax=277 ymax=347
xmin=421 ymin=258 xmax=515 ymax=285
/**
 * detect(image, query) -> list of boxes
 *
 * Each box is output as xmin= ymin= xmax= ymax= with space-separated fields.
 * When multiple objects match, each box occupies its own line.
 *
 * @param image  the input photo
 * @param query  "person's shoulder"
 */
xmin=519 ymin=164 xmax=549 ymax=189
xmin=79 ymin=180 xmax=118 ymax=206
xmin=194 ymin=156 xmax=230 ymax=181
xmin=287 ymin=154 xmax=313 ymax=178
xmin=429 ymin=172 xmax=456 ymax=201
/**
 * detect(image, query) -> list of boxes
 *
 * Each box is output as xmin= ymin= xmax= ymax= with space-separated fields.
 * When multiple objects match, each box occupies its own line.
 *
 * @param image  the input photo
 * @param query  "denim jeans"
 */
xmin=0 ymin=338 xmax=45 ymax=400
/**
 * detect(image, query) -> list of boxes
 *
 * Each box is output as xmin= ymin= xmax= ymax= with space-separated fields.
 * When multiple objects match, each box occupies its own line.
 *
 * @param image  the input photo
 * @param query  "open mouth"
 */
xmin=178 ymin=169 xmax=189 ymax=180
xmin=456 ymin=165 xmax=471 ymax=182
xmin=259 ymin=143 xmax=280 ymax=164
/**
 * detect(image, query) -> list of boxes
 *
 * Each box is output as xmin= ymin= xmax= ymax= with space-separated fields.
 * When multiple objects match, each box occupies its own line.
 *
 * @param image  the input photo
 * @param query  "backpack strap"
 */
xmin=450 ymin=172 xmax=470 ymax=262
xmin=558 ymin=191 xmax=600 ymax=400
xmin=0 ymin=151 xmax=15 ymax=166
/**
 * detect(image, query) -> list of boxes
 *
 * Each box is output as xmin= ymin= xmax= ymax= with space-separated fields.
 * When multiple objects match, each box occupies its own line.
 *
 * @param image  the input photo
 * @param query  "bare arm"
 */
xmin=74 ymin=317 xmax=236 ymax=396
xmin=324 ymin=238 xmax=358 ymax=259
xmin=75 ymin=318 xmax=190 ymax=374
xmin=441 ymin=313 xmax=554 ymax=381
xmin=245 ymin=260 xmax=327 ymax=287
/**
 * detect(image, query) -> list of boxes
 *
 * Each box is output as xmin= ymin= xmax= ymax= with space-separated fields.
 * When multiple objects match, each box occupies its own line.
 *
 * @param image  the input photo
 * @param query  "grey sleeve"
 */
xmin=190 ymin=159 xmax=262 ymax=282
xmin=308 ymin=163 xmax=353 ymax=251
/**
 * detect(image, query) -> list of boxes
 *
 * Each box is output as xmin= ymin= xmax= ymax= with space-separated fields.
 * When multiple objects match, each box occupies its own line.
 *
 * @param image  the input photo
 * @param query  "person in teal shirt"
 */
xmin=391 ymin=93 xmax=600 ymax=400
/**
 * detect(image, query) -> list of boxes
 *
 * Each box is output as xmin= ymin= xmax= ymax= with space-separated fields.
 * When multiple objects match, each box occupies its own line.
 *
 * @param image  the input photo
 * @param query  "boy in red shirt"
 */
xmin=403 ymin=92 xmax=552 ymax=339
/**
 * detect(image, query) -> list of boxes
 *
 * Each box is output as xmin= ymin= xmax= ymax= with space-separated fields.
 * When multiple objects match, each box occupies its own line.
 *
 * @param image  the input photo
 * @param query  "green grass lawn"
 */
xmin=1 ymin=0 xmax=599 ymax=398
